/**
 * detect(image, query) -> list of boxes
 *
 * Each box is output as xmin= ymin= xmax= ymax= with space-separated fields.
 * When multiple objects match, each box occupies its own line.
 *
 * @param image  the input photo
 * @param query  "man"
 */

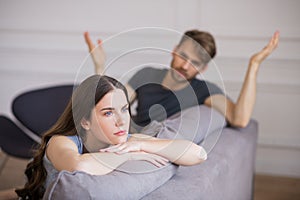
xmin=84 ymin=30 xmax=279 ymax=131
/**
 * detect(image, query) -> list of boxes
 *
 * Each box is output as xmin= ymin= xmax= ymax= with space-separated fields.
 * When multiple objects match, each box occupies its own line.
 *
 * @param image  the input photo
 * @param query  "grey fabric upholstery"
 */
xmin=142 ymin=120 xmax=258 ymax=200
xmin=43 ymin=106 xmax=258 ymax=200
xmin=141 ymin=105 xmax=227 ymax=144
xmin=43 ymin=161 xmax=178 ymax=200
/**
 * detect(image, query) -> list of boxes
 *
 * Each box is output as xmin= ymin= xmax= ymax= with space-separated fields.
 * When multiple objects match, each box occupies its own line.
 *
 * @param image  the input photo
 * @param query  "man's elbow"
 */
xmin=230 ymin=117 xmax=249 ymax=128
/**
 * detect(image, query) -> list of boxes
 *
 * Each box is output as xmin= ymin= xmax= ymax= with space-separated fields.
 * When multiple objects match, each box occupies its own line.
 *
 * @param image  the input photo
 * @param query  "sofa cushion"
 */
xmin=43 ymin=161 xmax=178 ymax=200
xmin=142 ymin=105 xmax=227 ymax=144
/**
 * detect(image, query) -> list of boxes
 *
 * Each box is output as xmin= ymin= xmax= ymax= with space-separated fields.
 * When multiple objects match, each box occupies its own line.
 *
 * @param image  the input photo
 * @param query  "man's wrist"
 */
xmin=248 ymin=62 xmax=259 ymax=77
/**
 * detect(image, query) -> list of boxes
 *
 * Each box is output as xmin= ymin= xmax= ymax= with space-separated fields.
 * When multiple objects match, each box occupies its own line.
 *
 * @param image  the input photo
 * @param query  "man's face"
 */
xmin=170 ymin=40 xmax=206 ymax=82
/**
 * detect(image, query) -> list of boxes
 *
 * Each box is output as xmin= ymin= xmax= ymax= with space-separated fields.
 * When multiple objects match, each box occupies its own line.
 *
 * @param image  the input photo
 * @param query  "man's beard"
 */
xmin=170 ymin=68 xmax=190 ymax=83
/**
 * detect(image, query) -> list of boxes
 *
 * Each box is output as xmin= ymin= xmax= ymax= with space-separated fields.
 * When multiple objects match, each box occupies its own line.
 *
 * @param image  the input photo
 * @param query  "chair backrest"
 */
xmin=12 ymin=85 xmax=75 ymax=136
xmin=0 ymin=115 xmax=38 ymax=158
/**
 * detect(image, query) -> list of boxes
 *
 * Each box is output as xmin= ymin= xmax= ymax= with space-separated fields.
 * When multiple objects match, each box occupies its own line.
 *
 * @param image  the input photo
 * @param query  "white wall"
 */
xmin=0 ymin=0 xmax=299 ymax=177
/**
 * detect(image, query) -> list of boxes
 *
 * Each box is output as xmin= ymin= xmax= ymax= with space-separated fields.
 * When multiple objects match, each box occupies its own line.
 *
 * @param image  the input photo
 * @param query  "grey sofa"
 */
xmin=142 ymin=120 xmax=258 ymax=200
xmin=43 ymin=106 xmax=258 ymax=200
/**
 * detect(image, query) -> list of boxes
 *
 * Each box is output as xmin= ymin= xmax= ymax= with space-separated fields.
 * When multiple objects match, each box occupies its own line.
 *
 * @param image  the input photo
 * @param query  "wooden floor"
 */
xmin=254 ymin=174 xmax=300 ymax=200
xmin=0 ymin=151 xmax=300 ymax=200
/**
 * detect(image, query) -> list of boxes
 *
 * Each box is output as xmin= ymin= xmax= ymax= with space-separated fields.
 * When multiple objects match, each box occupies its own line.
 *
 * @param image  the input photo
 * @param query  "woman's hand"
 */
xmin=128 ymin=152 xmax=169 ymax=167
xmin=100 ymin=141 xmax=143 ymax=154
xmin=250 ymin=31 xmax=279 ymax=66
xmin=100 ymin=141 xmax=169 ymax=167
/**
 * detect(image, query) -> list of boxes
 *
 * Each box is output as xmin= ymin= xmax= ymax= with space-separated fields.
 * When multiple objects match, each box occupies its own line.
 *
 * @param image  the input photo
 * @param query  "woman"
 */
xmin=14 ymin=75 xmax=207 ymax=199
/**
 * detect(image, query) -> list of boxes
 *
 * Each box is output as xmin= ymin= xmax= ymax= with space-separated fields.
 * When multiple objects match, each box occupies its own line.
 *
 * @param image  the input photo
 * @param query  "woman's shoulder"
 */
xmin=48 ymin=135 xmax=77 ymax=144
xmin=47 ymin=135 xmax=83 ymax=154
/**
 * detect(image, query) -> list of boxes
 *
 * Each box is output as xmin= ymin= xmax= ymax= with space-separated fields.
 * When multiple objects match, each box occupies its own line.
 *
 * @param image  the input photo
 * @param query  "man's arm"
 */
xmin=84 ymin=32 xmax=137 ymax=103
xmin=125 ymin=83 xmax=137 ymax=104
xmin=204 ymin=31 xmax=280 ymax=128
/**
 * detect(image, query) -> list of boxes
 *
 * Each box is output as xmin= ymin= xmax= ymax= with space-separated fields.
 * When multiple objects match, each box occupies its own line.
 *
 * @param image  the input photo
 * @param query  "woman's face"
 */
xmin=83 ymin=88 xmax=130 ymax=146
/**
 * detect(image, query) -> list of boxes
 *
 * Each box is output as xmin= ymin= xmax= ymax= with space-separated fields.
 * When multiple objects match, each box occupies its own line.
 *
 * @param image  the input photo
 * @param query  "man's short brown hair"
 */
xmin=179 ymin=30 xmax=216 ymax=64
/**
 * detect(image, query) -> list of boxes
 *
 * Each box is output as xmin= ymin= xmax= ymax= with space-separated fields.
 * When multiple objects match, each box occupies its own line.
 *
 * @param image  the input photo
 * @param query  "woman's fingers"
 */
xmin=142 ymin=153 xmax=169 ymax=167
xmin=128 ymin=152 xmax=169 ymax=167
xmin=151 ymin=154 xmax=169 ymax=163
xmin=100 ymin=144 xmax=170 ymax=167
xmin=100 ymin=144 xmax=132 ymax=153
xmin=147 ymin=159 xmax=164 ymax=167
xmin=100 ymin=143 xmax=123 ymax=152
xmin=100 ymin=142 xmax=141 ymax=154
xmin=146 ymin=155 xmax=169 ymax=167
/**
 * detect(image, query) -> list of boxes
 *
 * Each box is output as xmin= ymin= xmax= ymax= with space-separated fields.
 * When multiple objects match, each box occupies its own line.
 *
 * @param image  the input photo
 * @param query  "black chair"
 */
xmin=0 ymin=85 xmax=74 ymax=159
xmin=0 ymin=116 xmax=38 ymax=159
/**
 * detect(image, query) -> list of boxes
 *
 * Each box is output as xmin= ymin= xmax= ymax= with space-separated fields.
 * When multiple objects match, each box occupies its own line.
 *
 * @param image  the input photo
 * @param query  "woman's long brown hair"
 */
xmin=15 ymin=75 xmax=129 ymax=199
